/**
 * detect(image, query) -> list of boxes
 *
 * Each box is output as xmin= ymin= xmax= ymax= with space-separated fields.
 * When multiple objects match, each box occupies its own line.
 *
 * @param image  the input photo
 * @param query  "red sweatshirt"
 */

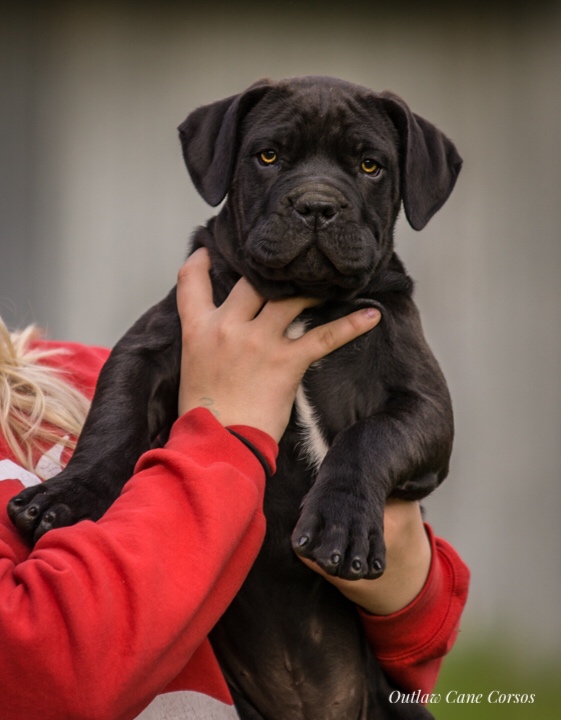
xmin=0 ymin=341 xmax=469 ymax=720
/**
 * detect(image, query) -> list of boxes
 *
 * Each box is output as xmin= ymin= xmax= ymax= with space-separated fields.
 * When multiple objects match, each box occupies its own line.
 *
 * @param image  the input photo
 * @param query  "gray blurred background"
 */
xmin=2 ymin=0 xmax=560 ymax=714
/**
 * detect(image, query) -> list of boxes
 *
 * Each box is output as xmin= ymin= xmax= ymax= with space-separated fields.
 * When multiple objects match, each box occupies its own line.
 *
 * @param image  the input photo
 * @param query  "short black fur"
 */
xmin=8 ymin=76 xmax=461 ymax=720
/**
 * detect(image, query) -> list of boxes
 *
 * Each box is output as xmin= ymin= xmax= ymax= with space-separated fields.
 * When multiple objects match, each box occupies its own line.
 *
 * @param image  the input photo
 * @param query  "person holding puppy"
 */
xmin=0 ymin=249 xmax=469 ymax=720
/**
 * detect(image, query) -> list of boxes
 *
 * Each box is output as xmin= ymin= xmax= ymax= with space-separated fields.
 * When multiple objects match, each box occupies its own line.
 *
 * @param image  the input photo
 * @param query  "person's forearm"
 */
xmin=299 ymin=500 xmax=431 ymax=615
xmin=359 ymin=525 xmax=471 ymax=695
xmin=334 ymin=500 xmax=431 ymax=615
xmin=0 ymin=409 xmax=275 ymax=720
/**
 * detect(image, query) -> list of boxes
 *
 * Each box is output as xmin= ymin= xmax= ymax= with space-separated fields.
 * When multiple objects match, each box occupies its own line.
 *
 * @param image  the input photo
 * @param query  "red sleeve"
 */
xmin=0 ymin=408 xmax=277 ymax=720
xmin=359 ymin=523 xmax=470 ymax=695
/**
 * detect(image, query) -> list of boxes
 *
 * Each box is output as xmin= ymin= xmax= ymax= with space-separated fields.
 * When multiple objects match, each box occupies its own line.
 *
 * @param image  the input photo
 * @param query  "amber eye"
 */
xmin=361 ymin=159 xmax=380 ymax=175
xmin=259 ymin=149 xmax=278 ymax=165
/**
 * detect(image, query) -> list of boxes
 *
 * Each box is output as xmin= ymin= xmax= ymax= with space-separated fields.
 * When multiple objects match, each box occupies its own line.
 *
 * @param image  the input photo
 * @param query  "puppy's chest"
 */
xmin=286 ymin=320 xmax=387 ymax=470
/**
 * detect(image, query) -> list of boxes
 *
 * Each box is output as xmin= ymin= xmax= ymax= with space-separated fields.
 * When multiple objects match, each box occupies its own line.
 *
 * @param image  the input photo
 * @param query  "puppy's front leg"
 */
xmin=292 ymin=388 xmax=453 ymax=581
xmin=8 ymin=287 xmax=181 ymax=544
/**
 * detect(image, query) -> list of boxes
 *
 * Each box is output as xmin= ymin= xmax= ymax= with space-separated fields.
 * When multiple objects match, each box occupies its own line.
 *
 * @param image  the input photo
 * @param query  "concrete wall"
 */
xmin=2 ymin=1 xmax=560 ymax=658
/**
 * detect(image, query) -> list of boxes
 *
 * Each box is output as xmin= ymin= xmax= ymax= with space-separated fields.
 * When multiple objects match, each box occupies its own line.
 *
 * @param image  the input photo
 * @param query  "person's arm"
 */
xmin=359 ymin=522 xmax=469 ymax=694
xmin=0 ymin=411 xmax=275 ymax=720
xmin=300 ymin=500 xmax=470 ymax=695
xmin=0 ymin=248 xmax=381 ymax=720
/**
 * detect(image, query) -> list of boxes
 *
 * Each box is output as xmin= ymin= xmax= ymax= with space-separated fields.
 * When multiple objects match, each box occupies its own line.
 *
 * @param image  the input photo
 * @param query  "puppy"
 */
xmin=9 ymin=76 xmax=461 ymax=719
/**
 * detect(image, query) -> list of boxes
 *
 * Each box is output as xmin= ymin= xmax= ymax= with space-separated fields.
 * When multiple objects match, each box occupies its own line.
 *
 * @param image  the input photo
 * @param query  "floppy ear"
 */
xmin=380 ymin=92 xmax=462 ymax=231
xmin=178 ymin=81 xmax=272 ymax=206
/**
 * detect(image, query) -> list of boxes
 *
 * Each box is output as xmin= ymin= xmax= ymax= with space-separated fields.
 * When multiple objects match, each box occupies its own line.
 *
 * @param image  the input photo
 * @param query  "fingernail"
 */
xmin=363 ymin=307 xmax=381 ymax=320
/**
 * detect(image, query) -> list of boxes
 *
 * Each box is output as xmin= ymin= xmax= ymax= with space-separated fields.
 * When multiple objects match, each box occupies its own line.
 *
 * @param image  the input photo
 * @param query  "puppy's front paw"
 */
xmin=291 ymin=487 xmax=386 ymax=580
xmin=7 ymin=475 xmax=106 ymax=545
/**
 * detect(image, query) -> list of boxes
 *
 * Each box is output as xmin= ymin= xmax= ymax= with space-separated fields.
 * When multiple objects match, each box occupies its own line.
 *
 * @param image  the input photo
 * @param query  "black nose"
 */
xmin=293 ymin=195 xmax=340 ymax=228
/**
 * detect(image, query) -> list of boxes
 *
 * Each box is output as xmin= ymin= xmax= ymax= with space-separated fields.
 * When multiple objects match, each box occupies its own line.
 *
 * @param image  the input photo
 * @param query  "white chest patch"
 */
xmin=294 ymin=384 xmax=329 ymax=470
xmin=286 ymin=320 xmax=330 ymax=470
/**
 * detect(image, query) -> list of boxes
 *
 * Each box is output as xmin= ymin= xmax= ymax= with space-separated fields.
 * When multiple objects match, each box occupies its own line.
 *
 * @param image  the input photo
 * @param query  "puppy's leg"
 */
xmin=292 ymin=390 xmax=450 ymax=581
xmin=8 ymin=287 xmax=181 ymax=544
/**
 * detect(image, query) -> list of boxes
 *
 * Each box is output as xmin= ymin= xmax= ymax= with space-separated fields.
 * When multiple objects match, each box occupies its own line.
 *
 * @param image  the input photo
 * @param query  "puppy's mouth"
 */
xmin=241 ymin=185 xmax=379 ymax=297
xmin=245 ymin=243 xmax=368 ymax=297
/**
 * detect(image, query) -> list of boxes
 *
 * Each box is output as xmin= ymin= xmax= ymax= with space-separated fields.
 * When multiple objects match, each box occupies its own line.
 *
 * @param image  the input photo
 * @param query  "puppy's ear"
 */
xmin=380 ymin=92 xmax=462 ymax=231
xmin=178 ymin=82 xmax=272 ymax=206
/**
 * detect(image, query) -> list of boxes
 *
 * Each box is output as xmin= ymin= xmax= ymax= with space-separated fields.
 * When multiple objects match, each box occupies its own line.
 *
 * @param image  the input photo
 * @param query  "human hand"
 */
xmin=297 ymin=499 xmax=431 ymax=615
xmin=175 ymin=248 xmax=381 ymax=442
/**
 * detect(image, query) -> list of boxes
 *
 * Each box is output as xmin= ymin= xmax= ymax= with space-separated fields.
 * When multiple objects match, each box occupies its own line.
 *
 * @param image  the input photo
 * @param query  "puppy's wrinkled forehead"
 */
xmin=242 ymin=79 xmax=399 ymax=160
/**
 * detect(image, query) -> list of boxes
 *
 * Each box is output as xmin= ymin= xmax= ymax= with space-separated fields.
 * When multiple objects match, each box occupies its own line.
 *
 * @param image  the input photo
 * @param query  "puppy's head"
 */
xmin=179 ymin=76 xmax=462 ymax=299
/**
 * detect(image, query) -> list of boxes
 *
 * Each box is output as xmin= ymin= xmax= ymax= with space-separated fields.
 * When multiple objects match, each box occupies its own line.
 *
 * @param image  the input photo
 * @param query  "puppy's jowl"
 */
xmin=10 ymin=77 xmax=461 ymax=719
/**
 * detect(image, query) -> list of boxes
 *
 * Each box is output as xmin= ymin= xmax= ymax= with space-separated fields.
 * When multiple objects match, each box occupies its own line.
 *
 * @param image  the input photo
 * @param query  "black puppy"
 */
xmin=9 ymin=76 xmax=461 ymax=719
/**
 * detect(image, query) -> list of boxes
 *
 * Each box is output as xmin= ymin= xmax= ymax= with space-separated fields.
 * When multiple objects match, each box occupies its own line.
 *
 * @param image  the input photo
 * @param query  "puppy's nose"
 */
xmin=293 ymin=195 xmax=339 ymax=229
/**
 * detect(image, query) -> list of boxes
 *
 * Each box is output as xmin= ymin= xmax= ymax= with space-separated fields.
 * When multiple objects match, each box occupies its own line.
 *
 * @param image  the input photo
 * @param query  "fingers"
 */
xmin=178 ymin=249 xmax=268 ymax=324
xmin=177 ymin=250 xmax=380 ymax=362
xmin=218 ymin=276 xmax=267 ymax=322
xmin=255 ymin=296 xmax=319 ymax=336
xmin=176 ymin=248 xmax=215 ymax=322
xmin=297 ymin=307 xmax=381 ymax=363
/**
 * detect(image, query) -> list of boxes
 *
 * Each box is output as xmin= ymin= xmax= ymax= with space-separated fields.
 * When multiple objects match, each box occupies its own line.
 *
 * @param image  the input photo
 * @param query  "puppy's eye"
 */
xmin=258 ymin=149 xmax=278 ymax=165
xmin=361 ymin=159 xmax=381 ymax=176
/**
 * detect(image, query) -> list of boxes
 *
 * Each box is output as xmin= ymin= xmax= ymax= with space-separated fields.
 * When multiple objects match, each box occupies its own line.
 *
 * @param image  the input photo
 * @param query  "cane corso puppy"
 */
xmin=9 ymin=76 xmax=461 ymax=719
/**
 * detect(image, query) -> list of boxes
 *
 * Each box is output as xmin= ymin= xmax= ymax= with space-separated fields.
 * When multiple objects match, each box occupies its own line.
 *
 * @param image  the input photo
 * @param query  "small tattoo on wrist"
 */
xmin=200 ymin=397 xmax=220 ymax=418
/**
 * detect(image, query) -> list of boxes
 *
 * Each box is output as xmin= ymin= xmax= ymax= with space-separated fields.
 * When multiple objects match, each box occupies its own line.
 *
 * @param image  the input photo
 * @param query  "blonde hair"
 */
xmin=0 ymin=317 xmax=90 ymax=477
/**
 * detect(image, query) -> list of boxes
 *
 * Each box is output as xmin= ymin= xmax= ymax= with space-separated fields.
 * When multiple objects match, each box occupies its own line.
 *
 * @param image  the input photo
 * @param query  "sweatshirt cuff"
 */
xmin=163 ymin=408 xmax=278 ymax=478
xmin=359 ymin=523 xmax=470 ymax=663
xmin=226 ymin=428 xmax=273 ymax=481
